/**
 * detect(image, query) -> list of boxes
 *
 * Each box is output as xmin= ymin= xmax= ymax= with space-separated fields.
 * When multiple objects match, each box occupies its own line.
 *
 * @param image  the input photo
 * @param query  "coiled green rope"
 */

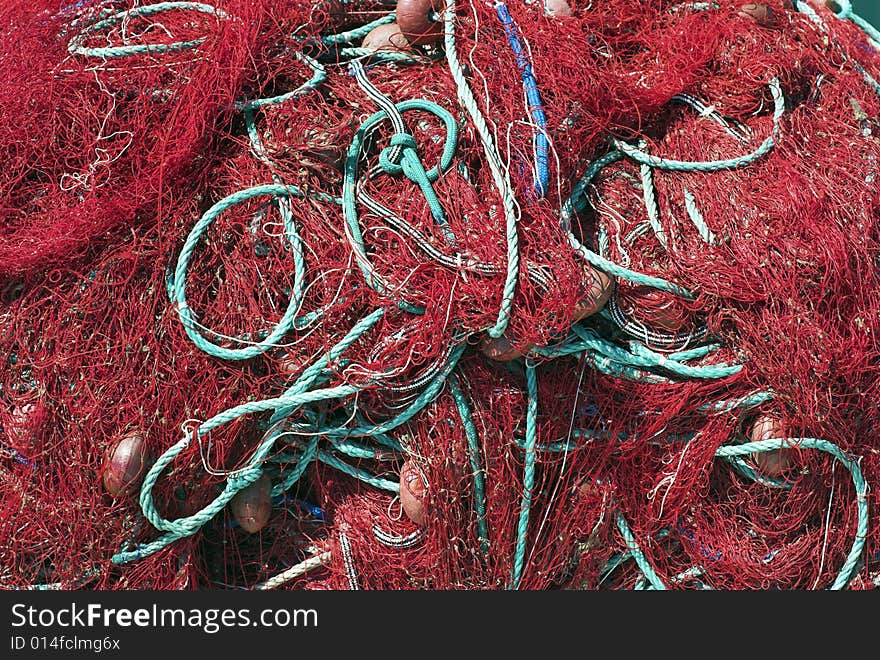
xmin=613 ymin=436 xmax=868 ymax=590
xmin=68 ymin=2 xmax=229 ymax=59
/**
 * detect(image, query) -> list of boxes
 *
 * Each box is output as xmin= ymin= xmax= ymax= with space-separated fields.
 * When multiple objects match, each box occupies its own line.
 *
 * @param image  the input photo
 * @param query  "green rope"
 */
xmin=67 ymin=2 xmax=228 ymax=59
xmin=569 ymin=233 xmax=694 ymax=298
xmin=338 ymin=47 xmax=421 ymax=64
xmin=113 ymin=309 xmax=385 ymax=563
xmin=615 ymin=511 xmax=667 ymax=590
xmin=235 ymin=51 xmax=326 ymax=112
xmin=444 ymin=0 xmax=520 ymax=339
xmin=682 ymin=188 xmax=717 ymax=245
xmin=612 ymin=436 xmax=867 ymax=590
xmin=172 ymin=184 xmax=308 ymax=361
xmin=510 ymin=363 xmax=538 ymax=589
xmin=829 ymin=0 xmax=880 ymax=46
xmin=570 ymin=325 xmax=741 ymax=380
xmin=562 ymin=150 xmax=624 ymax=229
xmin=639 ymin=152 xmax=667 ymax=248
xmin=715 ymin=437 xmax=868 ymax=590
xmin=448 ymin=373 xmax=490 ymax=556
xmin=321 ymin=13 xmax=397 ymax=45
xmin=315 ymin=449 xmax=400 ymax=492
xmin=613 ymin=78 xmax=785 ymax=172
xmin=342 ymin=98 xmax=457 ymax=309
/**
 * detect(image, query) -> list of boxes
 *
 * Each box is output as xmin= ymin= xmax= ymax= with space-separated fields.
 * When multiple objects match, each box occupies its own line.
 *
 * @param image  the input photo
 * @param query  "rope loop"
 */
xmin=67 ymin=1 xmax=229 ymax=59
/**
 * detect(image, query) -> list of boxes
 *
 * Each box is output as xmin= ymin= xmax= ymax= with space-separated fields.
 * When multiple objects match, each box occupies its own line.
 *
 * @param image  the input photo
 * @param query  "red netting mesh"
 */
xmin=1 ymin=0 xmax=879 ymax=591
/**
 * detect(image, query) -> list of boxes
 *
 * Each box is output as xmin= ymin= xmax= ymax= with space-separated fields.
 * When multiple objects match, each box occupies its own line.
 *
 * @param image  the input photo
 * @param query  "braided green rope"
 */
xmin=857 ymin=64 xmax=880 ymax=96
xmin=570 ymin=325 xmax=741 ymax=380
xmin=68 ymin=2 xmax=228 ymax=59
xmin=342 ymin=98 xmax=457 ymax=308
xmin=569 ymin=234 xmax=694 ymax=298
xmin=448 ymin=373 xmax=490 ymax=556
xmin=510 ymin=363 xmax=538 ymax=589
xmin=716 ymin=437 xmax=868 ymax=590
xmin=614 ymin=436 xmax=867 ymax=590
xmin=301 ymin=342 xmax=468 ymax=438
xmin=316 ymin=449 xmax=400 ymax=492
xmin=613 ymin=78 xmax=785 ymax=172
xmin=829 ymin=0 xmax=880 ymax=46
xmin=615 ymin=511 xmax=667 ymax=590
xmin=269 ymin=309 xmax=386 ymax=424
xmin=235 ymin=51 xmax=326 ymax=112
xmin=113 ymin=309 xmax=385 ymax=563
xmin=682 ymin=188 xmax=717 ymax=245
xmin=639 ymin=153 xmax=667 ymax=248
xmin=697 ymin=390 xmax=775 ymax=412
xmin=172 ymin=183 xmax=307 ymax=361
xmin=338 ymin=47 xmax=421 ymax=64
xmin=562 ymin=150 xmax=624 ymax=229
xmin=140 ymin=383 xmax=358 ymax=534
xmin=322 ymin=13 xmax=396 ymax=45
xmin=444 ymin=0 xmax=520 ymax=339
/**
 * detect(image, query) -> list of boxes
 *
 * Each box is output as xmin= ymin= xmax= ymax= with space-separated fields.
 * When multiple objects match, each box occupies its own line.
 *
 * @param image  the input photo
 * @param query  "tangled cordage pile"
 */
xmin=1 ymin=0 xmax=879 ymax=591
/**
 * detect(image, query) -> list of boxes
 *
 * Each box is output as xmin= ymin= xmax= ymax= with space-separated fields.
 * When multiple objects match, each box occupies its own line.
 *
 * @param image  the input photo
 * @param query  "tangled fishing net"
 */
xmin=2 ymin=0 xmax=879 ymax=591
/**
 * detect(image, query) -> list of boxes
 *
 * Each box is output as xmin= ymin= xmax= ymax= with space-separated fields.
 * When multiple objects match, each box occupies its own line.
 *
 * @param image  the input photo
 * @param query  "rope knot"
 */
xmin=378 ymin=132 xmax=419 ymax=175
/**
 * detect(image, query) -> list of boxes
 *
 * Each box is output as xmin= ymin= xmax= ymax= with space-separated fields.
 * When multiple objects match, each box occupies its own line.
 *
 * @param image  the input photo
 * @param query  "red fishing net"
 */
xmin=1 ymin=0 xmax=879 ymax=591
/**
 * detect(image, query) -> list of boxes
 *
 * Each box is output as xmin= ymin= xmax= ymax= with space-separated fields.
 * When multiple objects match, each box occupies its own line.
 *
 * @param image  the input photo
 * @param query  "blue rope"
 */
xmin=495 ymin=2 xmax=550 ymax=198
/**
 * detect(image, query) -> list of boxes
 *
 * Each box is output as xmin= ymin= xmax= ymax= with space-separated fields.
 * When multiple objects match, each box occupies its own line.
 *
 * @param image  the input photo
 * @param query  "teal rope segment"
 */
xmin=562 ymin=150 xmax=624 ymax=229
xmin=235 ymin=51 xmax=326 ymax=112
xmin=172 ymin=184 xmax=307 ymax=361
xmin=316 ymin=449 xmax=400 ymax=492
xmin=640 ymin=155 xmax=667 ymax=248
xmin=338 ymin=47 xmax=421 ymax=64
xmin=568 ymin=233 xmax=695 ymax=298
xmin=697 ymin=390 xmax=774 ymax=412
xmin=448 ymin=373 xmax=490 ymax=556
xmin=615 ymin=511 xmax=667 ymax=590
xmin=444 ymin=0 xmax=520 ymax=339
xmin=510 ymin=363 xmax=538 ymax=589
xmin=67 ymin=2 xmax=228 ymax=59
xmin=300 ymin=342 xmax=468 ymax=438
xmin=322 ymin=13 xmax=396 ymax=45
xmin=269 ymin=307 xmax=386 ymax=424
xmin=137 ymin=383 xmax=358 ymax=534
xmin=570 ymin=325 xmax=741 ymax=380
xmin=715 ymin=437 xmax=868 ymax=590
xmin=114 ymin=309 xmax=386 ymax=564
xmin=682 ymin=188 xmax=717 ymax=245
xmin=342 ymin=98 xmax=457 ymax=305
xmin=829 ymin=0 xmax=880 ymax=46
xmin=613 ymin=78 xmax=785 ymax=172
xmin=272 ymin=434 xmax=319 ymax=497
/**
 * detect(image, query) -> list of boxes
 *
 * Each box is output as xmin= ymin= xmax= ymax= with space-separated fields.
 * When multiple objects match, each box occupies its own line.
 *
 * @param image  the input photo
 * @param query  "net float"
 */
xmin=399 ymin=460 xmax=428 ymax=525
xmin=749 ymin=414 xmax=794 ymax=478
xmin=1 ymin=279 xmax=25 ymax=304
xmin=572 ymin=267 xmax=614 ymax=322
xmin=102 ymin=430 xmax=150 ymax=498
xmin=480 ymin=333 xmax=531 ymax=362
xmin=738 ymin=3 xmax=775 ymax=25
xmin=396 ymin=0 xmax=444 ymax=46
xmin=543 ymin=0 xmax=573 ymax=18
xmin=230 ymin=473 xmax=273 ymax=533
xmin=362 ymin=22 xmax=411 ymax=52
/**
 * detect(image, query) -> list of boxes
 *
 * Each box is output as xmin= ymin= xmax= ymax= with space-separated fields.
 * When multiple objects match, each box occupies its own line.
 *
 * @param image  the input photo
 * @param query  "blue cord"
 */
xmin=495 ymin=2 xmax=550 ymax=199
